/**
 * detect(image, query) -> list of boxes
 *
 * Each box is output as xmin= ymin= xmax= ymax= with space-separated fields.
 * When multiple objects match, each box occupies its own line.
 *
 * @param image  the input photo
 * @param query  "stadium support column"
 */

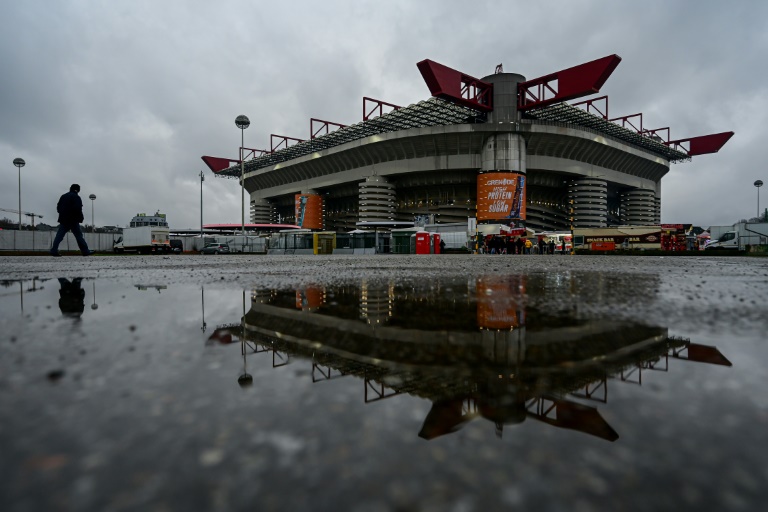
xmin=358 ymin=175 xmax=395 ymax=224
xmin=295 ymin=190 xmax=324 ymax=230
xmin=620 ymin=188 xmax=657 ymax=226
xmin=569 ymin=178 xmax=608 ymax=228
xmin=478 ymin=134 xmax=527 ymax=228
xmin=251 ymin=198 xmax=275 ymax=224
xmin=477 ymin=72 xmax=528 ymax=231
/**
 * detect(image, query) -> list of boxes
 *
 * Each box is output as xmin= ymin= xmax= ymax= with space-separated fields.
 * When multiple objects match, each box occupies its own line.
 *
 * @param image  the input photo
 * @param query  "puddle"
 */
xmin=1 ymin=275 xmax=766 ymax=510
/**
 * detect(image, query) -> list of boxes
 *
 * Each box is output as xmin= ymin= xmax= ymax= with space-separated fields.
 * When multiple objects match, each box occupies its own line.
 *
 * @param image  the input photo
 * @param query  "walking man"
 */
xmin=50 ymin=184 xmax=92 ymax=256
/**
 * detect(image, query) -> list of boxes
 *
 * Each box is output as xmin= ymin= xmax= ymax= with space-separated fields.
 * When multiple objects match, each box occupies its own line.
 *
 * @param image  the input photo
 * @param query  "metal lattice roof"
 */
xmin=216 ymin=97 xmax=690 ymax=179
xmin=216 ymin=98 xmax=486 ymax=178
xmin=523 ymin=102 xmax=691 ymax=163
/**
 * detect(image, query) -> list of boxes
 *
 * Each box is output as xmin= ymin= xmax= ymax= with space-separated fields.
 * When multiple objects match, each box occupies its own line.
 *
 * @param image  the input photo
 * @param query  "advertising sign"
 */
xmin=476 ymin=172 xmax=526 ymax=223
xmin=476 ymin=276 xmax=525 ymax=330
xmin=582 ymin=232 xmax=661 ymax=244
xmin=295 ymin=194 xmax=323 ymax=230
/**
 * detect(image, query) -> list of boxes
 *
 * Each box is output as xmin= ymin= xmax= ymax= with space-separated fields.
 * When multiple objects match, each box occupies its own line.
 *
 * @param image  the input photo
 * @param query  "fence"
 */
xmin=0 ymin=230 xmax=119 ymax=253
xmin=0 ymin=231 xmax=220 ymax=253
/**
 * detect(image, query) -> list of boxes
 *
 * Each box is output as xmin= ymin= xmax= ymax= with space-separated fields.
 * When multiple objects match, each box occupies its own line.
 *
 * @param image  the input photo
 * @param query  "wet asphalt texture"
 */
xmin=1 ymin=254 xmax=767 ymax=511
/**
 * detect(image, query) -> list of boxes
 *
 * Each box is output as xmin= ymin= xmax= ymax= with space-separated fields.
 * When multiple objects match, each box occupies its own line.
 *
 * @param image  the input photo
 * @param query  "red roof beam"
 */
xmin=241 ymin=147 xmax=271 ymax=159
xmin=518 ymin=54 xmax=622 ymax=111
xmin=642 ymin=127 xmax=670 ymax=144
xmin=270 ymin=134 xmax=305 ymax=153
xmin=363 ymin=97 xmax=401 ymax=121
xmin=571 ymin=95 xmax=609 ymax=119
xmin=666 ymin=131 xmax=734 ymax=156
xmin=201 ymin=156 xmax=240 ymax=173
xmin=310 ymin=118 xmax=346 ymax=139
xmin=609 ymin=113 xmax=643 ymax=133
xmin=416 ymin=59 xmax=493 ymax=112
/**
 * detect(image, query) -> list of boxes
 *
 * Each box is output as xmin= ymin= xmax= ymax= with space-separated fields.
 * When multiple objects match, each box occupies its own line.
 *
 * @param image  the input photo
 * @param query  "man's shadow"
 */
xmin=58 ymin=278 xmax=85 ymax=318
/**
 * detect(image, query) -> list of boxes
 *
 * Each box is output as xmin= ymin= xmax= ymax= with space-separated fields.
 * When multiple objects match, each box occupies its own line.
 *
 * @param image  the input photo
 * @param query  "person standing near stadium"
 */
xmin=50 ymin=184 xmax=92 ymax=257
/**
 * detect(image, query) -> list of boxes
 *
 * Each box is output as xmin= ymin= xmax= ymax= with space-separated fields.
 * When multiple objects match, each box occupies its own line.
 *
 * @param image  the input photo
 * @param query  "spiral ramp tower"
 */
xmin=620 ymin=189 xmax=657 ymax=225
xmin=568 ymin=178 xmax=608 ymax=228
xmin=251 ymin=198 xmax=275 ymax=224
xmin=358 ymin=175 xmax=396 ymax=224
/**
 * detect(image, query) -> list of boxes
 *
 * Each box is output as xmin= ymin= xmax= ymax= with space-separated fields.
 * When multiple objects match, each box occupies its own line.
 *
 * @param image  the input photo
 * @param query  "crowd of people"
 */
xmin=477 ymin=235 xmax=568 ymax=255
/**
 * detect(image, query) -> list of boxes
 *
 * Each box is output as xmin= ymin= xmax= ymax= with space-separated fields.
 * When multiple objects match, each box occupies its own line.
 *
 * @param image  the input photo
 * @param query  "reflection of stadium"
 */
xmin=217 ymin=276 xmax=731 ymax=441
xmin=203 ymin=56 xmax=732 ymax=232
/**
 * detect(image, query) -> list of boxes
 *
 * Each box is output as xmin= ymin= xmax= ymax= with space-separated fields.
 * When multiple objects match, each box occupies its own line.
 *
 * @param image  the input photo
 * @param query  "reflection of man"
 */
xmin=58 ymin=278 xmax=85 ymax=318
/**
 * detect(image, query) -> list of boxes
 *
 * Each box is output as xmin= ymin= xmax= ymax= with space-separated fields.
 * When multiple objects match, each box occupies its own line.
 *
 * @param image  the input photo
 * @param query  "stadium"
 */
xmin=202 ymin=55 xmax=733 ymax=235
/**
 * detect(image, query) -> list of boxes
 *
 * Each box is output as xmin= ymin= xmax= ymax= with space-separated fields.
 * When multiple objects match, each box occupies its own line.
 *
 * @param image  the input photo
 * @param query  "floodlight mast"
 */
xmin=756 ymin=180 xmax=764 ymax=219
xmin=235 ymin=115 xmax=250 ymax=236
xmin=89 ymin=194 xmax=97 ymax=232
xmin=13 ymin=158 xmax=25 ymax=230
xmin=200 ymin=170 xmax=205 ymax=238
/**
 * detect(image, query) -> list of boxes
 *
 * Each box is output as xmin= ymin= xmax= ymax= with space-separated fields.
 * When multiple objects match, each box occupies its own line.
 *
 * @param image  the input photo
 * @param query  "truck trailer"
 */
xmin=113 ymin=226 xmax=171 ymax=254
xmin=705 ymin=223 xmax=768 ymax=251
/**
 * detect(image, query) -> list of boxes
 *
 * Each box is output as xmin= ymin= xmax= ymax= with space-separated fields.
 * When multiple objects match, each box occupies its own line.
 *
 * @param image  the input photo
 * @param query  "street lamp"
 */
xmin=13 ymin=158 xmax=25 ymax=230
xmin=235 ymin=115 xmax=250 ymax=235
xmin=199 ymin=170 xmax=205 ymax=238
xmin=755 ymin=180 xmax=763 ymax=219
xmin=89 ymin=194 xmax=96 ymax=232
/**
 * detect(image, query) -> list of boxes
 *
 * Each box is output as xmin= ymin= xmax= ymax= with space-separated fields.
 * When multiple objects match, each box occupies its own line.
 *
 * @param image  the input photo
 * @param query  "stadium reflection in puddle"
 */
xmin=208 ymin=275 xmax=731 ymax=442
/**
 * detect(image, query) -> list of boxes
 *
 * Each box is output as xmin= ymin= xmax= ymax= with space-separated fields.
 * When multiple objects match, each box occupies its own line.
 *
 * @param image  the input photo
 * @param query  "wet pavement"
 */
xmin=1 ymin=254 xmax=767 ymax=511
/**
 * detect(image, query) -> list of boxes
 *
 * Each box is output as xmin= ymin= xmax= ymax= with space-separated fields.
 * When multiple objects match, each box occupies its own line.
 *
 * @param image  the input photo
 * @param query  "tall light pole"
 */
xmin=89 ymin=194 xmax=96 ymax=232
xmin=235 ymin=115 xmax=250 ymax=235
xmin=199 ymin=170 xmax=205 ymax=238
xmin=13 ymin=158 xmax=25 ymax=230
xmin=755 ymin=180 xmax=763 ymax=219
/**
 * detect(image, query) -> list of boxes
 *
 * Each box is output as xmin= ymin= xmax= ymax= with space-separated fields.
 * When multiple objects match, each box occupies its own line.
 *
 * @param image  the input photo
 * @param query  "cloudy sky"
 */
xmin=2 ymin=0 xmax=766 ymax=229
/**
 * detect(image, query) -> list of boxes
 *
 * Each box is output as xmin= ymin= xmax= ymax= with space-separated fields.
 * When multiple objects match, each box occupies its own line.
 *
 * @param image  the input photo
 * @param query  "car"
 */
xmin=201 ymin=243 xmax=230 ymax=255
xmin=169 ymin=240 xmax=184 ymax=254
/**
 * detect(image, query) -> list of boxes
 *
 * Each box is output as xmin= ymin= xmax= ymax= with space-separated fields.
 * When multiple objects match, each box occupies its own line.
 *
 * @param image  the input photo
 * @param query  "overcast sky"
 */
xmin=2 ymin=0 xmax=766 ymax=229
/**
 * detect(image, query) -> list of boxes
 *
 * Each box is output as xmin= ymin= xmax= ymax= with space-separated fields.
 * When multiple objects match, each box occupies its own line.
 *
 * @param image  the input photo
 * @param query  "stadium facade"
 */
xmin=203 ymin=55 xmax=733 ymax=233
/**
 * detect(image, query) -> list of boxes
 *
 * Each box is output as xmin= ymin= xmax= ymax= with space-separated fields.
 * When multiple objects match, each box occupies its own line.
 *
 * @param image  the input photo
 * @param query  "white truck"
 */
xmin=113 ymin=226 xmax=171 ymax=254
xmin=705 ymin=223 xmax=768 ymax=251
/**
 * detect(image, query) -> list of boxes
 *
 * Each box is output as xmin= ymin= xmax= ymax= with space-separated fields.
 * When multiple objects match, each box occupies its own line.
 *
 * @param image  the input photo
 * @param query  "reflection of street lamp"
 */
xmin=235 ymin=115 xmax=250 ymax=235
xmin=199 ymin=170 xmax=205 ymax=238
xmin=91 ymin=281 xmax=98 ymax=310
xmin=89 ymin=194 xmax=97 ymax=232
xmin=755 ymin=180 xmax=763 ymax=219
xmin=201 ymin=286 xmax=206 ymax=333
xmin=238 ymin=289 xmax=252 ymax=388
xmin=13 ymin=158 xmax=25 ymax=230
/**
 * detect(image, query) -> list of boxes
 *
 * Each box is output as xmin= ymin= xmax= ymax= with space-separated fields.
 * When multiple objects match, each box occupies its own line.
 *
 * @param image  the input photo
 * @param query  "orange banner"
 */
xmin=476 ymin=172 xmax=526 ymax=222
xmin=476 ymin=276 xmax=525 ymax=329
xmin=295 ymin=286 xmax=324 ymax=310
xmin=295 ymin=194 xmax=323 ymax=230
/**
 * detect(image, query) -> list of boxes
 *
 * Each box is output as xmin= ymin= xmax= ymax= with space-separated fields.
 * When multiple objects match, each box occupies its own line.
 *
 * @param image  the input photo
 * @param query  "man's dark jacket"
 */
xmin=57 ymin=191 xmax=84 ymax=224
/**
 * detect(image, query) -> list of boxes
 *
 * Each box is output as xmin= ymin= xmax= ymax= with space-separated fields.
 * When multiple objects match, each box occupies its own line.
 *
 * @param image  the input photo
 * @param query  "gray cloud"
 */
xmin=1 ymin=0 xmax=764 ymax=229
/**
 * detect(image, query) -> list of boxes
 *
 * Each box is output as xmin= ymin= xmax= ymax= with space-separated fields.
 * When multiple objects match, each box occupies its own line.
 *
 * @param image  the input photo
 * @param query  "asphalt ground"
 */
xmin=1 ymin=254 xmax=767 ymax=511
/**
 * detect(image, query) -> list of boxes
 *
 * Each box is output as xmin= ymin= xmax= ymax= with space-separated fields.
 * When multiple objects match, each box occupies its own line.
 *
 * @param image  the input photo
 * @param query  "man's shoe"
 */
xmin=83 ymin=250 xmax=95 ymax=256
xmin=50 ymin=252 xmax=61 ymax=257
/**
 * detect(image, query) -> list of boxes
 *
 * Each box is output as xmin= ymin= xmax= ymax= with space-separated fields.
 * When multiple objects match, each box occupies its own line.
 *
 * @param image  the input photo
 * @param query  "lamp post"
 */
xmin=89 ymin=194 xmax=96 ymax=232
xmin=199 ymin=170 xmax=205 ymax=238
xmin=235 ymin=115 xmax=250 ymax=235
xmin=13 ymin=158 xmax=25 ymax=230
xmin=755 ymin=180 xmax=763 ymax=219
